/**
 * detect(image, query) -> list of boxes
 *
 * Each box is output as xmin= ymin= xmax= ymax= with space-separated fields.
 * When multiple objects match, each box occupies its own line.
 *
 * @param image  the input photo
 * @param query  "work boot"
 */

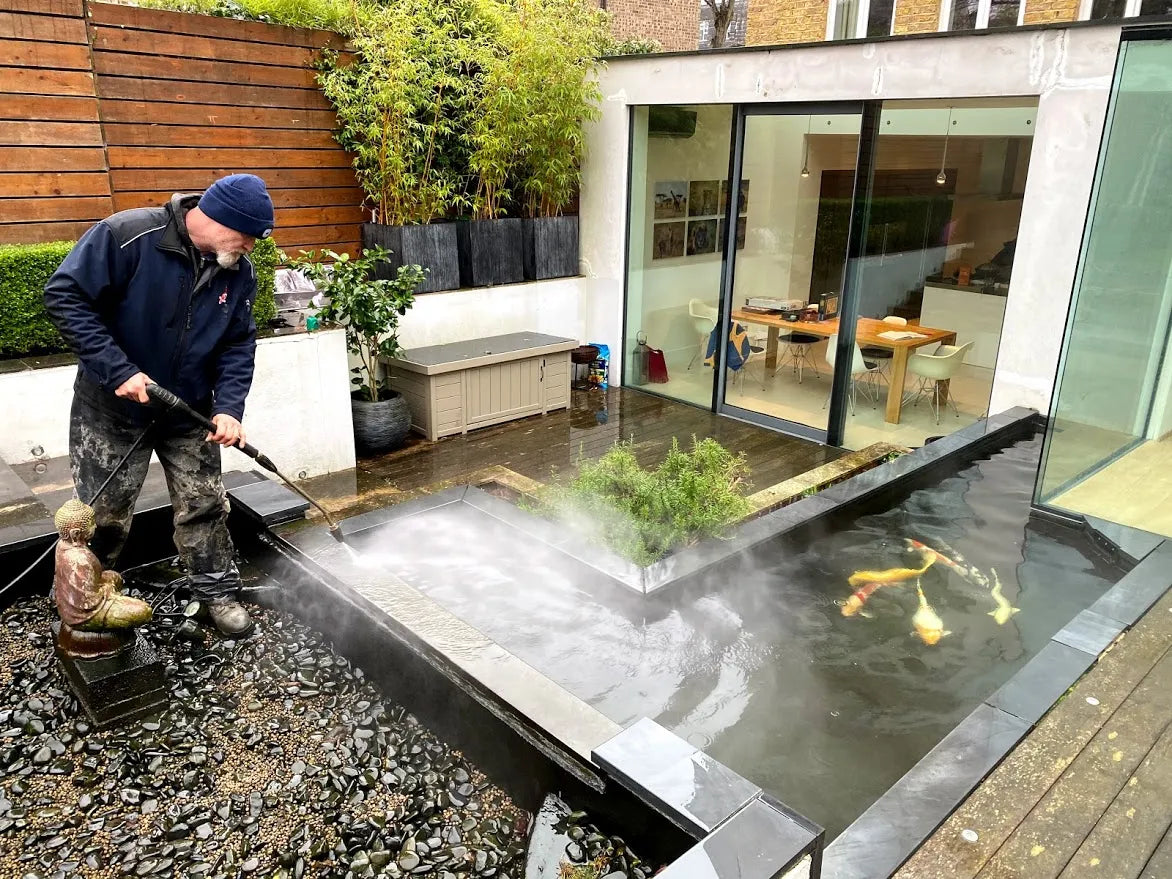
xmin=206 ymin=599 xmax=254 ymax=637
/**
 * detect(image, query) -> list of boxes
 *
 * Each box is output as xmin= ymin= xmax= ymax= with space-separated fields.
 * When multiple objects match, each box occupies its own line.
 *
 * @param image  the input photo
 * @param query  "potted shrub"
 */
xmin=315 ymin=0 xmax=485 ymax=293
xmin=509 ymin=0 xmax=607 ymax=281
xmin=292 ymin=248 xmax=426 ymax=454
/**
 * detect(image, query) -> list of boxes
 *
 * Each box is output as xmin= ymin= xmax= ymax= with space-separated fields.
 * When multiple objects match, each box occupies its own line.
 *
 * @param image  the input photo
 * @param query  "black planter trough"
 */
xmin=523 ymin=215 xmax=579 ymax=281
xmin=363 ymin=221 xmax=461 ymax=293
xmin=456 ymin=218 xmax=525 ymax=287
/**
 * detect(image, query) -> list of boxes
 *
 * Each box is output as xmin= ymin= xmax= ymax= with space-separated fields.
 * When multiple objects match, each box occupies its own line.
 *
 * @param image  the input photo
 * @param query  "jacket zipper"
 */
xmin=169 ymin=257 xmax=220 ymax=384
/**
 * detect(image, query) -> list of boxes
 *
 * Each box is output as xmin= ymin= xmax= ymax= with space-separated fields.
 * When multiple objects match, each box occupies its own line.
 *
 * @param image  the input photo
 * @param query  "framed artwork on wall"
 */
xmin=688 ymin=180 xmax=720 ymax=217
xmin=653 ymin=221 xmax=686 ymax=259
xmin=687 ymin=219 xmax=718 ymax=255
xmin=718 ymin=216 xmax=746 ymax=250
xmin=654 ymin=181 xmax=688 ymax=220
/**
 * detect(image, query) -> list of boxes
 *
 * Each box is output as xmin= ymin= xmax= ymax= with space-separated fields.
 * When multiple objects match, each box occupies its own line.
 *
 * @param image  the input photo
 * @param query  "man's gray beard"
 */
xmin=216 ymin=251 xmax=242 ymax=269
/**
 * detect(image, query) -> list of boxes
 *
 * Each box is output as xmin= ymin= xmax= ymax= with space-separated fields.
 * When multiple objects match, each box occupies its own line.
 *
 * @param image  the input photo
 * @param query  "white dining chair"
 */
xmin=823 ymin=333 xmax=883 ymax=414
xmin=905 ymin=341 xmax=974 ymax=423
xmin=688 ymin=299 xmax=719 ymax=369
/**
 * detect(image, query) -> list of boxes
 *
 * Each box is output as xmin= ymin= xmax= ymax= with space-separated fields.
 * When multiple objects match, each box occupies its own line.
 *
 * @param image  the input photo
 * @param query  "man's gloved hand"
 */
xmin=207 ymin=414 xmax=246 ymax=448
xmin=115 ymin=372 xmax=154 ymax=404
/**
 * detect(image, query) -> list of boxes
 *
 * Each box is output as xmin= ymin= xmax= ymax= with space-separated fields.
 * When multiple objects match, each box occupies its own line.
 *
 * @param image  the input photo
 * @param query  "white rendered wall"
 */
xmin=581 ymin=24 xmax=1123 ymax=414
xmin=1 ymin=328 xmax=355 ymax=480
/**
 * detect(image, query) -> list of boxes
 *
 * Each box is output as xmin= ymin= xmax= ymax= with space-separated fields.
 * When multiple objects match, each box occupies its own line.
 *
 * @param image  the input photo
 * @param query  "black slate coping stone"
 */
xmin=592 ymin=718 xmax=761 ymax=839
xmin=1053 ymin=608 xmax=1126 ymax=657
xmin=656 ymin=794 xmax=823 ymax=879
xmin=1083 ymin=516 xmax=1165 ymax=567
xmin=51 ymin=624 xmax=167 ymax=730
xmin=1087 ymin=539 xmax=1172 ymax=627
xmin=226 ymin=475 xmax=310 ymax=526
xmin=984 ymin=640 xmax=1099 ymax=725
xmin=338 ymin=486 xmax=471 ymax=538
xmin=822 ymin=703 xmax=1030 ymax=879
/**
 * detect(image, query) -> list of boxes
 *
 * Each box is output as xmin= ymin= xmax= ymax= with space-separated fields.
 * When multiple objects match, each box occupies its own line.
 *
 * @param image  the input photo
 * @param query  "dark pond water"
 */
xmin=350 ymin=436 xmax=1119 ymax=839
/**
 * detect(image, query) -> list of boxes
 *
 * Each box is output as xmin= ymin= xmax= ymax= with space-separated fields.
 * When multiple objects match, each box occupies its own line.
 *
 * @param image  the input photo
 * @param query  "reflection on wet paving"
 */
xmin=293 ymin=387 xmax=843 ymax=525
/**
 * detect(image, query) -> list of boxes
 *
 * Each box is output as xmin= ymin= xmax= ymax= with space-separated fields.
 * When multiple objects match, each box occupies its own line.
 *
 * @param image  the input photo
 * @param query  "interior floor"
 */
xmin=1052 ymin=437 xmax=1172 ymax=539
xmin=642 ymin=347 xmax=992 ymax=450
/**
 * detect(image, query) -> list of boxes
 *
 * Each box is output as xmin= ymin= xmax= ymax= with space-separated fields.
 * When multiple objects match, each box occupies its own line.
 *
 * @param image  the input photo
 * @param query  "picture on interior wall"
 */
xmin=653 ymin=221 xmax=686 ymax=259
xmin=687 ymin=219 xmax=718 ymax=255
xmin=688 ymin=180 xmax=720 ymax=217
xmin=654 ymin=181 xmax=688 ymax=219
xmin=718 ymin=217 xmax=747 ymax=250
xmin=739 ymin=179 xmax=750 ymax=215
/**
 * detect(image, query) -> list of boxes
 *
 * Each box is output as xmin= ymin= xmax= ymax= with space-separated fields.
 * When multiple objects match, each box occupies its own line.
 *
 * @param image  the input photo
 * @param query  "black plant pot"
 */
xmin=362 ymin=222 xmax=460 ymax=293
xmin=351 ymin=392 xmax=412 ymax=454
xmin=456 ymin=219 xmax=524 ymax=287
xmin=522 ymin=215 xmax=579 ymax=281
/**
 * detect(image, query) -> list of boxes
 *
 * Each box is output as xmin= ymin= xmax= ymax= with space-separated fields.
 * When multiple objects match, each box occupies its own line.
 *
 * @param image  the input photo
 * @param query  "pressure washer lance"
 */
xmin=144 ymin=383 xmax=345 ymax=543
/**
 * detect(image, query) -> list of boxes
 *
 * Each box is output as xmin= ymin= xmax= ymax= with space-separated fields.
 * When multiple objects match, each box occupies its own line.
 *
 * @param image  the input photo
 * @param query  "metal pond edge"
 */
xmin=822 ymin=532 xmax=1172 ymax=878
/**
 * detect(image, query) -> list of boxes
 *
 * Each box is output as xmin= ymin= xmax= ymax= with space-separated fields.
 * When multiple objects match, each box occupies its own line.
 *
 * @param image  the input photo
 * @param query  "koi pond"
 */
xmin=330 ymin=433 xmax=1121 ymax=841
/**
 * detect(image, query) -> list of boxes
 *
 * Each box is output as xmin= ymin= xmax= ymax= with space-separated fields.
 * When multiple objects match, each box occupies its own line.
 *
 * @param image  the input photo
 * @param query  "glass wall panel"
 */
xmin=843 ymin=100 xmax=1037 ymax=450
xmin=987 ymin=0 xmax=1021 ymax=26
xmin=1037 ymin=39 xmax=1172 ymax=538
xmin=721 ymin=111 xmax=863 ymax=437
xmin=623 ymin=105 xmax=732 ymax=408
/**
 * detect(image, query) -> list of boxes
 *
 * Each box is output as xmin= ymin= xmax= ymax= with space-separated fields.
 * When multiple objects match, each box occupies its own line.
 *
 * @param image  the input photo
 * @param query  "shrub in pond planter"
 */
xmin=291 ymin=247 xmax=424 ymax=453
xmin=534 ymin=437 xmax=752 ymax=565
xmin=362 ymin=223 xmax=460 ymax=294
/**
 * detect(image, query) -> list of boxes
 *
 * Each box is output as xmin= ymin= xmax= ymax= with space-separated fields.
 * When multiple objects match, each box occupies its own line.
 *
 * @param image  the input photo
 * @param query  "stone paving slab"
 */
xmin=895 ymin=588 xmax=1172 ymax=878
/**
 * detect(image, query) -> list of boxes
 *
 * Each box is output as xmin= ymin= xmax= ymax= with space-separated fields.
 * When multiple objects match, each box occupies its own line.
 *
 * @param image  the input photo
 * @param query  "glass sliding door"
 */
xmin=843 ymin=99 xmax=1037 ymax=450
xmin=1036 ymin=34 xmax=1172 ymax=538
xmin=717 ymin=106 xmax=865 ymax=441
xmin=623 ymin=104 xmax=733 ymax=408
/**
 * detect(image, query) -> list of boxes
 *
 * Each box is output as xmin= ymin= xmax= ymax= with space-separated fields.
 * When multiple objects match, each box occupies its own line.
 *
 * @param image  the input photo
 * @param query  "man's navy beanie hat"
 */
xmin=199 ymin=174 xmax=274 ymax=239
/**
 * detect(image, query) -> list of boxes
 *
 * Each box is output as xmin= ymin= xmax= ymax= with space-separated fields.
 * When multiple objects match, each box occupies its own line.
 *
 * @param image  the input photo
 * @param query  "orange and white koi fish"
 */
xmin=841 ymin=582 xmax=883 ymax=617
xmin=988 ymin=568 xmax=1020 ymax=626
xmin=905 ymin=539 xmax=991 ymax=590
xmin=912 ymin=581 xmax=951 ymax=646
xmin=847 ymin=552 xmax=935 ymax=588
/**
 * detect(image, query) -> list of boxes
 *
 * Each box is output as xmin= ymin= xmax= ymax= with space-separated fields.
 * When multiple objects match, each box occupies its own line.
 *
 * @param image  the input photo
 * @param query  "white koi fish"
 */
xmin=912 ymin=580 xmax=951 ymax=646
xmin=988 ymin=568 xmax=1020 ymax=626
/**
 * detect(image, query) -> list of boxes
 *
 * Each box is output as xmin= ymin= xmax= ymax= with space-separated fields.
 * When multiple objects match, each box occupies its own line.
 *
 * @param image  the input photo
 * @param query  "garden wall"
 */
xmin=0 ymin=0 xmax=363 ymax=256
xmin=0 ymin=328 xmax=355 ymax=478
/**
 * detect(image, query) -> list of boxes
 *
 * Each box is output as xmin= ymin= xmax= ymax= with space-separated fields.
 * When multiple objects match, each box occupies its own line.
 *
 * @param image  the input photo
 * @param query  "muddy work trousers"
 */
xmin=69 ymin=391 xmax=239 ymax=603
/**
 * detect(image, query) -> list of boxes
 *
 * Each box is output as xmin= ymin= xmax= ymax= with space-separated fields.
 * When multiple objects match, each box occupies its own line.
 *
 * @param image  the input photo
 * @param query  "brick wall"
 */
xmin=747 ymin=0 xmax=829 ymax=45
xmin=606 ymin=0 xmax=699 ymax=51
xmin=893 ymin=0 xmax=943 ymax=34
xmin=1023 ymin=0 xmax=1081 ymax=24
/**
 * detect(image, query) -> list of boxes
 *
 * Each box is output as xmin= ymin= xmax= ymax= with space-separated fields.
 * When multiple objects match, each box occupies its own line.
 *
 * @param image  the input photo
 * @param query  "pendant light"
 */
xmin=800 ymin=116 xmax=812 ymax=179
xmin=936 ymin=107 xmax=953 ymax=186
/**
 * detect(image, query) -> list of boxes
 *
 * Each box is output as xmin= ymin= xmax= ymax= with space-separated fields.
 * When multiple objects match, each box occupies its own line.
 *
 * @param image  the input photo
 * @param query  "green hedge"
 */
xmin=0 ymin=241 xmax=72 ymax=358
xmin=0 ymin=238 xmax=281 ymax=360
xmin=250 ymin=237 xmax=279 ymax=327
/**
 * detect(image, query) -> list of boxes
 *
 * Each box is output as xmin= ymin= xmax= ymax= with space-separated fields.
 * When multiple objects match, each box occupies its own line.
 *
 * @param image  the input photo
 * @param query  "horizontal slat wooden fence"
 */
xmin=0 ymin=0 xmax=112 ymax=245
xmin=0 ymin=0 xmax=364 ymax=256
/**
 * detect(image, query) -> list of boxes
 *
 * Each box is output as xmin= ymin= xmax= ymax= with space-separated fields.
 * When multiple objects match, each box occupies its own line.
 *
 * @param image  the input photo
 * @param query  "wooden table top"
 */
xmin=731 ymin=310 xmax=956 ymax=350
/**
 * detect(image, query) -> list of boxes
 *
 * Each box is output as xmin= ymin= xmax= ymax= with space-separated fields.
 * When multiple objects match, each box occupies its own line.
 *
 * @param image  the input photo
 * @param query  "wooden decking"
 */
xmin=897 ymin=586 xmax=1172 ymax=879
xmin=296 ymin=386 xmax=844 ymax=521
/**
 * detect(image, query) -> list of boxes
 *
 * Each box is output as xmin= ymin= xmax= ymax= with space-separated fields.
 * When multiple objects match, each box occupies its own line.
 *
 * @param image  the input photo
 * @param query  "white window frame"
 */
xmin=1078 ymin=0 xmax=1143 ymax=19
xmin=938 ymin=0 xmax=1025 ymax=30
xmin=826 ymin=0 xmax=898 ymax=41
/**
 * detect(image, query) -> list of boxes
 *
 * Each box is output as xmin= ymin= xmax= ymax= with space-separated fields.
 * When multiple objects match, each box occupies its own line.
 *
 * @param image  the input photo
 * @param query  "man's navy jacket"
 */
xmin=44 ymin=193 xmax=258 ymax=424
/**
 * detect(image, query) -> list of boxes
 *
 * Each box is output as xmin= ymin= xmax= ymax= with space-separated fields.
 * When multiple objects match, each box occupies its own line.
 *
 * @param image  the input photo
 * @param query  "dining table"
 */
xmin=730 ymin=310 xmax=958 ymax=424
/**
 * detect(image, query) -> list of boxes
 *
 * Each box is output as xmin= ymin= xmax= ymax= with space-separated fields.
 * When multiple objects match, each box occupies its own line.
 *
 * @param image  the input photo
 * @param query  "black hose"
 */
xmin=0 ymin=419 xmax=156 ymax=602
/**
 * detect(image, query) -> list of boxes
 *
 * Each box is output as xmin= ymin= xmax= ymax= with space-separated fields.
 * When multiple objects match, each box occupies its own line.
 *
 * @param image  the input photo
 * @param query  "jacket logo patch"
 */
xmin=218 ymin=287 xmax=228 ymax=306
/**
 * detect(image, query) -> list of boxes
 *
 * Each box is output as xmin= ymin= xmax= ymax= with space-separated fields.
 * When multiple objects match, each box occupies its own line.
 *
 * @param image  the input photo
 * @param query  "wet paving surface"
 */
xmin=0 ymin=577 xmax=642 ymax=879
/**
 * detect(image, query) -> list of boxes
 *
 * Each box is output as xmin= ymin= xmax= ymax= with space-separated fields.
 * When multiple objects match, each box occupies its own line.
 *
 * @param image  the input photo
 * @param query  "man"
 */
xmin=44 ymin=174 xmax=275 ymax=636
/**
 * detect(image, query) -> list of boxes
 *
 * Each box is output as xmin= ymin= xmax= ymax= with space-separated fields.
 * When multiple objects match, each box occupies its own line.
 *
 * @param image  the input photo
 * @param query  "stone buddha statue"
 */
xmin=53 ymin=499 xmax=153 ymax=659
